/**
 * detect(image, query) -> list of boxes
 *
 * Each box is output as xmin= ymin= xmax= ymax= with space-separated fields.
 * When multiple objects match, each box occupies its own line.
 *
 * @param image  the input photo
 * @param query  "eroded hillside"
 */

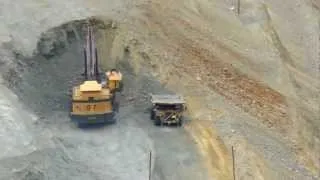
xmin=96 ymin=0 xmax=319 ymax=178
xmin=0 ymin=0 xmax=319 ymax=179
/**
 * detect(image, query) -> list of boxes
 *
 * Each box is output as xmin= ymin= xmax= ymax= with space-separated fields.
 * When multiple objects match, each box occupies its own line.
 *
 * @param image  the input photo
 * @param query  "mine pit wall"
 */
xmin=260 ymin=3 xmax=320 ymax=174
xmin=93 ymin=19 xmax=229 ymax=180
xmin=1 ymin=4 xmax=314 ymax=179
xmin=0 ymin=0 xmax=314 ymax=178
xmin=96 ymin=2 xmax=319 ymax=177
xmin=97 ymin=19 xmax=285 ymax=179
xmin=20 ymin=1 xmax=314 ymax=178
xmin=96 ymin=18 xmax=276 ymax=179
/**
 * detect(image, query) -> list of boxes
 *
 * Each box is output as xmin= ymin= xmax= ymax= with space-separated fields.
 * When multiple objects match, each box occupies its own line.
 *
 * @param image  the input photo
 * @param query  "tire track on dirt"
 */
xmin=185 ymin=120 xmax=233 ymax=180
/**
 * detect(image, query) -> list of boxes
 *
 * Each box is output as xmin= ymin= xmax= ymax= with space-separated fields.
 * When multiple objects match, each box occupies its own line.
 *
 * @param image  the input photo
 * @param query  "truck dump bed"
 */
xmin=150 ymin=94 xmax=185 ymax=104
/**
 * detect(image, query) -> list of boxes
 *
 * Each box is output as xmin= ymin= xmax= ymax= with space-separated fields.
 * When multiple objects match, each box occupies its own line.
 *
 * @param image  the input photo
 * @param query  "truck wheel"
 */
xmin=150 ymin=110 xmax=155 ymax=120
xmin=177 ymin=117 xmax=183 ymax=127
xmin=154 ymin=117 xmax=161 ymax=126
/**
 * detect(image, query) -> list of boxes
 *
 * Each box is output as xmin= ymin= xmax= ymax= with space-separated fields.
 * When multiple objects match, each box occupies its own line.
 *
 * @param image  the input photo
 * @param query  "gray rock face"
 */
xmin=0 ymin=0 xmax=319 ymax=179
xmin=0 ymin=83 xmax=37 ymax=160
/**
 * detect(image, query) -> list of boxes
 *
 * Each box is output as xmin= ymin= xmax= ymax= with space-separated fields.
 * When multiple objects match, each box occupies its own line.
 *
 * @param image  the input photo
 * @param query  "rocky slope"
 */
xmin=99 ymin=0 xmax=319 ymax=178
xmin=0 ymin=0 xmax=319 ymax=179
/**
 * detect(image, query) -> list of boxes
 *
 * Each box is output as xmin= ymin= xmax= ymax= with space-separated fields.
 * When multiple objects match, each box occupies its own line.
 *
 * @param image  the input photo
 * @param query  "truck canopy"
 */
xmin=150 ymin=94 xmax=185 ymax=104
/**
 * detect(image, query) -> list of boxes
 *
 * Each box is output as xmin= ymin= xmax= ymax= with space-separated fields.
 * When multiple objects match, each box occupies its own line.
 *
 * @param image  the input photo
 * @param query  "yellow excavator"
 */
xmin=69 ymin=22 xmax=122 ymax=127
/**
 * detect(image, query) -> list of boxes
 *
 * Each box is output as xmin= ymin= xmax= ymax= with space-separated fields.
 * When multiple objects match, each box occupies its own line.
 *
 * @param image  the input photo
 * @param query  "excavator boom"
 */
xmin=83 ymin=24 xmax=100 ymax=81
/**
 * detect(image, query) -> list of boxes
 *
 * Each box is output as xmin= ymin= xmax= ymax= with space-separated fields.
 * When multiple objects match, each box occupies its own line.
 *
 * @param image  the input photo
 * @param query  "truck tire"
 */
xmin=150 ymin=110 xmax=155 ymax=120
xmin=177 ymin=116 xmax=183 ymax=127
xmin=154 ymin=117 xmax=161 ymax=126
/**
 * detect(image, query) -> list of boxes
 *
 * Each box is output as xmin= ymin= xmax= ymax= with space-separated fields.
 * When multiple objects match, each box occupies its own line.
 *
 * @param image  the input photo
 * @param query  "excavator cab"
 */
xmin=69 ymin=23 xmax=120 ymax=127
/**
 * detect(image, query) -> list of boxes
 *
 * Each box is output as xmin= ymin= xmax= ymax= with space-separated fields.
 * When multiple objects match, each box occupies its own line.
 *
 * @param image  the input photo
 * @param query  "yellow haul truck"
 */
xmin=69 ymin=23 xmax=122 ymax=127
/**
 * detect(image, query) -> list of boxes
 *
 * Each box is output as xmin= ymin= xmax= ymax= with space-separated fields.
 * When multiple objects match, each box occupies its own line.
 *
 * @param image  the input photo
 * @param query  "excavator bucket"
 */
xmin=106 ymin=69 xmax=123 ymax=92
